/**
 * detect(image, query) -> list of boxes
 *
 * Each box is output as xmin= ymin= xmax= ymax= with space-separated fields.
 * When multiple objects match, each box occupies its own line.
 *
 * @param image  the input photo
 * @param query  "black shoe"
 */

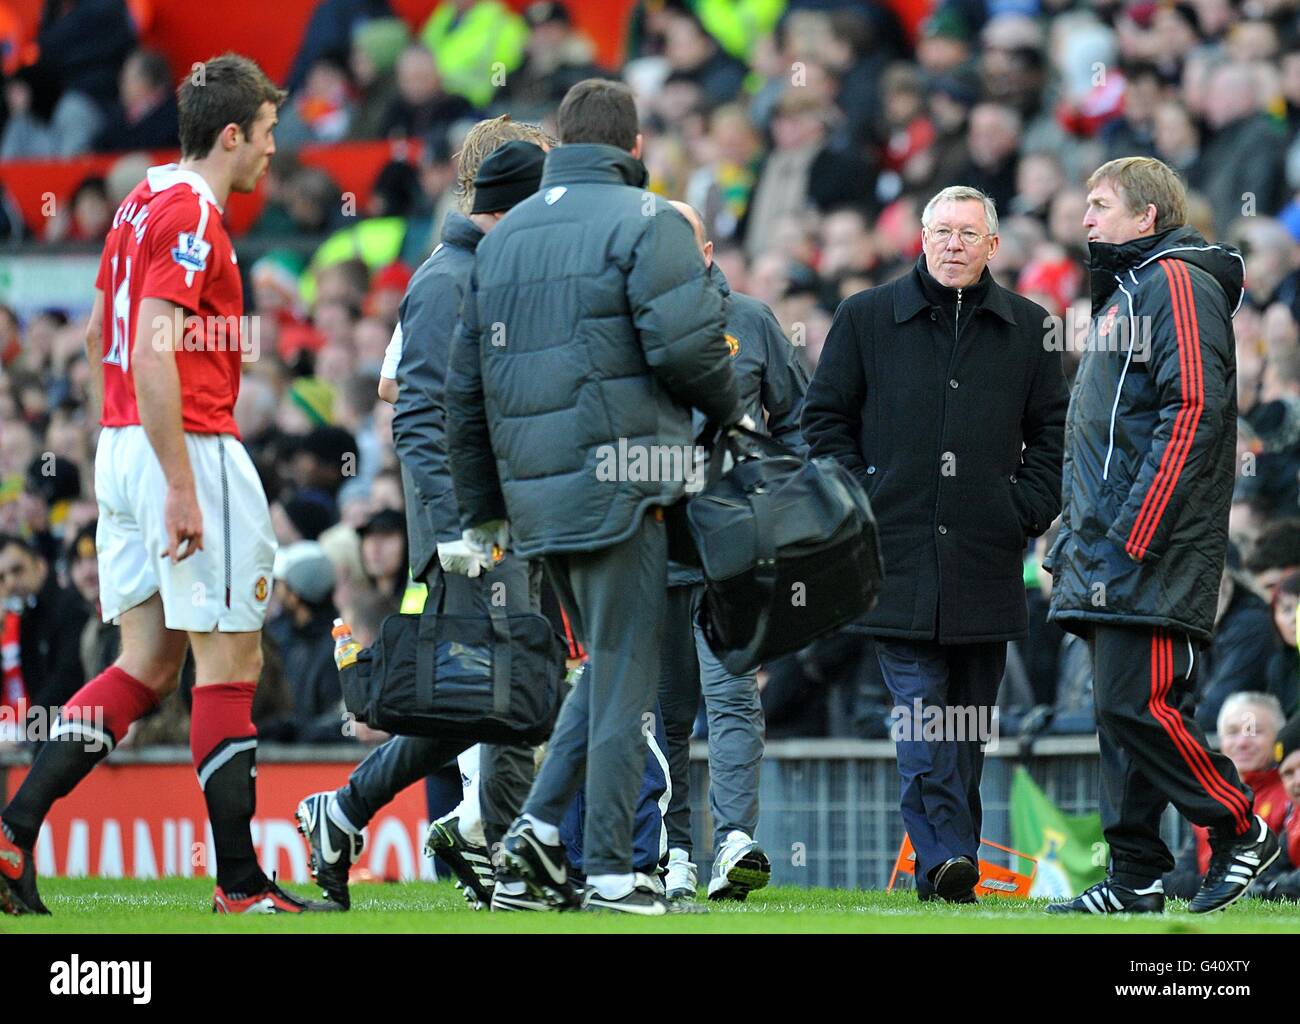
xmin=425 ymin=816 xmax=494 ymax=907
xmin=0 ymin=824 xmax=50 ymax=915
xmin=1046 ymin=878 xmax=1165 ymax=915
xmin=583 ymin=877 xmax=703 ymax=915
xmin=295 ymin=792 xmax=363 ymax=910
xmin=930 ymin=856 xmax=979 ymax=903
xmin=490 ymin=879 xmax=556 ymax=912
xmin=1189 ymin=815 xmax=1280 ymax=914
xmin=499 ymin=818 xmax=581 ymax=909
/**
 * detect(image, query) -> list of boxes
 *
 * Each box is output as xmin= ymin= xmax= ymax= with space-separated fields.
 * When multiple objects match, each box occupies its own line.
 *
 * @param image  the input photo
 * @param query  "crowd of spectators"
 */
xmin=5 ymin=0 xmax=1300 ymax=748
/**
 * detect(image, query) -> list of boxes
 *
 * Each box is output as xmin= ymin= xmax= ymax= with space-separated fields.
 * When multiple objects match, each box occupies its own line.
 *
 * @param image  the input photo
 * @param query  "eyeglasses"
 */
xmin=926 ymin=226 xmax=991 ymax=247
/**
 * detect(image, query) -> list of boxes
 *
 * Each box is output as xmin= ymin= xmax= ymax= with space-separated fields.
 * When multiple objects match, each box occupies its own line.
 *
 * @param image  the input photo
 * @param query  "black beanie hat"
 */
xmin=471 ymin=140 xmax=546 ymax=214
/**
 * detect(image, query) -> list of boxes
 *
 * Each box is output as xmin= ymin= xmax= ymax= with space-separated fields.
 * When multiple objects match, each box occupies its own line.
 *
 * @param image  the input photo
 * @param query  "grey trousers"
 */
xmin=658 ymin=583 xmax=764 ymax=855
xmin=334 ymin=555 xmax=539 ymax=850
xmin=524 ymin=510 xmax=667 ymax=875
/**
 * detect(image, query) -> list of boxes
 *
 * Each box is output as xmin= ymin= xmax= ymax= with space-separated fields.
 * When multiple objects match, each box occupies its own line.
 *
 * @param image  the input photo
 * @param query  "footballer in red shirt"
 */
xmin=0 ymin=54 xmax=337 ymax=917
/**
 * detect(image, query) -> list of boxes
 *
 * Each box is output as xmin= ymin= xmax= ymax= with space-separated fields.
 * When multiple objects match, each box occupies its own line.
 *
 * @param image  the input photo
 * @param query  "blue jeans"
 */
xmin=874 ymin=639 xmax=1005 ymax=895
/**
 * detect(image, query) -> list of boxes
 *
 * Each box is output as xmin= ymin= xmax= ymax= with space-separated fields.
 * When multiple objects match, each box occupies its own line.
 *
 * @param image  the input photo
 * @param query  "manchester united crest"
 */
xmin=254 ymin=576 xmax=269 ymax=602
xmin=725 ymin=333 xmax=740 ymax=357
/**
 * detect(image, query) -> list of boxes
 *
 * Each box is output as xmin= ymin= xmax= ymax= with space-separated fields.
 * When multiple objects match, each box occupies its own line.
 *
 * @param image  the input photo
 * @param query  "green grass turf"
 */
xmin=2 ymin=879 xmax=1299 ymax=933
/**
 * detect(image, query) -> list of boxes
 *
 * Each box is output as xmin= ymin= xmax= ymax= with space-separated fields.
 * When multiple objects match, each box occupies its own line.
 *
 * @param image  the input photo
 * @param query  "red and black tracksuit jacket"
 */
xmin=1047 ymin=225 xmax=1244 ymax=643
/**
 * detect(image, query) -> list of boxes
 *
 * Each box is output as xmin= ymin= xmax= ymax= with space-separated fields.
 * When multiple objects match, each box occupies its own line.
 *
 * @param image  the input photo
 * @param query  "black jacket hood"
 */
xmin=1087 ymin=225 xmax=1245 ymax=312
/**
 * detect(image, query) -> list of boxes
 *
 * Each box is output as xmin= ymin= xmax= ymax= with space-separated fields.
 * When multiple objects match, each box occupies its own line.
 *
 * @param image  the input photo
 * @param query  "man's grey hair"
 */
xmin=1218 ymin=691 xmax=1285 ymax=735
xmin=921 ymin=186 xmax=999 ymax=236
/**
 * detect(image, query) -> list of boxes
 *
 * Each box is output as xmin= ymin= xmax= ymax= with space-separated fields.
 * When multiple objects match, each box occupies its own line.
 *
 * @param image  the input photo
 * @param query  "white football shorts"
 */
xmin=95 ymin=425 xmax=277 ymax=632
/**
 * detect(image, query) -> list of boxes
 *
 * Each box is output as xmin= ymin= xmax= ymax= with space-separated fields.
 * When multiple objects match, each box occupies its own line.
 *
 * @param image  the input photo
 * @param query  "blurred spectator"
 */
xmin=1152 ymin=98 xmax=1201 ymax=177
xmin=276 ymin=55 xmax=354 ymax=146
xmin=498 ymin=1 xmax=602 ymax=119
xmin=1192 ymin=61 xmax=1288 ymax=236
xmin=347 ymin=17 xmax=411 ymax=140
xmin=418 ymin=0 xmax=526 ymax=109
xmin=742 ymin=89 xmax=872 ymax=260
xmin=1257 ymin=714 xmax=1300 ymax=900
xmin=1 ymin=62 xmax=103 ymax=158
xmin=44 ymin=176 xmax=111 ymax=243
xmin=1266 ymin=572 xmax=1300 ymax=717
xmin=1246 ymin=518 xmax=1300 ymax=603
xmin=65 ymin=520 xmax=118 ymax=679
xmin=660 ymin=6 xmax=746 ymax=109
xmin=91 ymin=48 xmax=180 ymax=152
xmin=0 ymin=531 xmax=86 ymax=709
xmin=958 ymin=103 xmax=1023 ymax=213
xmin=380 ymin=42 xmax=475 ymax=140
xmin=357 ymin=506 xmax=407 ymax=601
xmin=1165 ymin=692 xmax=1289 ymax=898
xmin=1100 ymin=62 xmax=1162 ymax=161
xmin=249 ymin=152 xmax=306 ymax=238
xmin=265 ymin=541 xmax=347 ymax=742
xmin=286 ymin=0 xmax=393 ymax=94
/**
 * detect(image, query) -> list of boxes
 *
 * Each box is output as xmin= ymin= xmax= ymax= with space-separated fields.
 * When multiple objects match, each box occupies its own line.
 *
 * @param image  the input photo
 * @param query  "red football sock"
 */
xmin=59 ymin=665 xmax=159 ymax=747
xmin=0 ymin=667 xmax=158 ymax=850
xmin=191 ymin=682 xmax=264 ymax=894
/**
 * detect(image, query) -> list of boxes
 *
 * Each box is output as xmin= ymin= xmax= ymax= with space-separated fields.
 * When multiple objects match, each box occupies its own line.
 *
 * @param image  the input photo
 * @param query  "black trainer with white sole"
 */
xmin=294 ymin=792 xmax=363 ymax=910
xmin=1189 ymin=815 xmax=1279 ymax=914
xmin=1045 ymin=878 xmax=1166 ymax=914
xmin=499 ymin=818 xmax=581 ymax=909
xmin=425 ymin=816 xmax=494 ymax=907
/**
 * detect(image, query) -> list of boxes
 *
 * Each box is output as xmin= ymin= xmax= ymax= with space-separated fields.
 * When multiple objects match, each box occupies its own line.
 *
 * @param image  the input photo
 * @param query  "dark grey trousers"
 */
xmin=658 ymin=583 xmax=764 ymax=855
xmin=334 ymin=555 xmax=538 ymax=850
xmin=524 ymin=510 xmax=668 ymax=876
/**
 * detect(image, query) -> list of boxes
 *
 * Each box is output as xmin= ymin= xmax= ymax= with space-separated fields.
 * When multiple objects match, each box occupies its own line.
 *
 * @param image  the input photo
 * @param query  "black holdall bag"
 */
xmin=338 ymin=575 xmax=566 ymax=744
xmin=686 ymin=424 xmax=885 ymax=675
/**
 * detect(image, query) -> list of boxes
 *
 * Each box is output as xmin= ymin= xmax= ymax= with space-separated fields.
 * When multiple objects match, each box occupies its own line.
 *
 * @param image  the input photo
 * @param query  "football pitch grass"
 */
xmin=3 ymin=879 xmax=1300 ymax=933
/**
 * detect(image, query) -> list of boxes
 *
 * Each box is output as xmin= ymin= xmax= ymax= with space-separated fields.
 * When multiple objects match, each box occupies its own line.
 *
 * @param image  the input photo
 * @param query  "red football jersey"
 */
xmin=95 ymin=164 xmax=245 ymax=437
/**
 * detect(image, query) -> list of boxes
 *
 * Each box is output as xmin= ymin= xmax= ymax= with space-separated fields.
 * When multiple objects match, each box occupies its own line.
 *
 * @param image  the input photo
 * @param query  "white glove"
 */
xmin=464 ymin=519 xmax=510 ymax=571
xmin=437 ymin=538 xmax=490 ymax=578
xmin=720 ymin=415 xmax=758 ymax=473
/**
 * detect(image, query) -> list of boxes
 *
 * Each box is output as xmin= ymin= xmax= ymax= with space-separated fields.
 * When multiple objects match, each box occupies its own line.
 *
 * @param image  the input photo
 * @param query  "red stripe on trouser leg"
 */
xmin=1131 ymin=264 xmax=1204 ymax=558
xmin=61 ymin=666 xmax=159 ymax=745
xmin=189 ymin=681 xmax=257 ymax=769
xmin=1160 ymin=633 xmax=1252 ymax=831
xmin=1152 ymin=634 xmax=1250 ymax=831
xmin=1159 ymin=633 xmax=1252 ymax=833
xmin=1149 ymin=633 xmax=1252 ymax=832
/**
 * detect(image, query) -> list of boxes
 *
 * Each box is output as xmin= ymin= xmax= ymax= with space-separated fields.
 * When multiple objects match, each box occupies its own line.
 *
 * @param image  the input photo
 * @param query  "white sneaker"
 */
xmin=708 ymin=830 xmax=771 ymax=901
xmin=665 ymin=848 xmax=698 ymax=903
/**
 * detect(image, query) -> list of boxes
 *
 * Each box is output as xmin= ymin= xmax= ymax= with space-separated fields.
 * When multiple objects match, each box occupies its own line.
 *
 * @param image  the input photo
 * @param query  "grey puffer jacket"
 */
xmin=445 ymin=143 xmax=742 ymax=557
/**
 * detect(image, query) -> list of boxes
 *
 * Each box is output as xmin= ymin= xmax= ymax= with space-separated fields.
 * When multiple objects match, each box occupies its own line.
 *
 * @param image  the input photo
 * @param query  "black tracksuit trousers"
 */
xmin=1090 ymin=623 xmax=1256 ymax=886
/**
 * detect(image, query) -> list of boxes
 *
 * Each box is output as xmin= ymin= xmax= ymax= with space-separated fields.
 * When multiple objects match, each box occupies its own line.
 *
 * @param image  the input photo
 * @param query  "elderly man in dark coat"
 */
xmin=803 ymin=184 xmax=1068 ymax=902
